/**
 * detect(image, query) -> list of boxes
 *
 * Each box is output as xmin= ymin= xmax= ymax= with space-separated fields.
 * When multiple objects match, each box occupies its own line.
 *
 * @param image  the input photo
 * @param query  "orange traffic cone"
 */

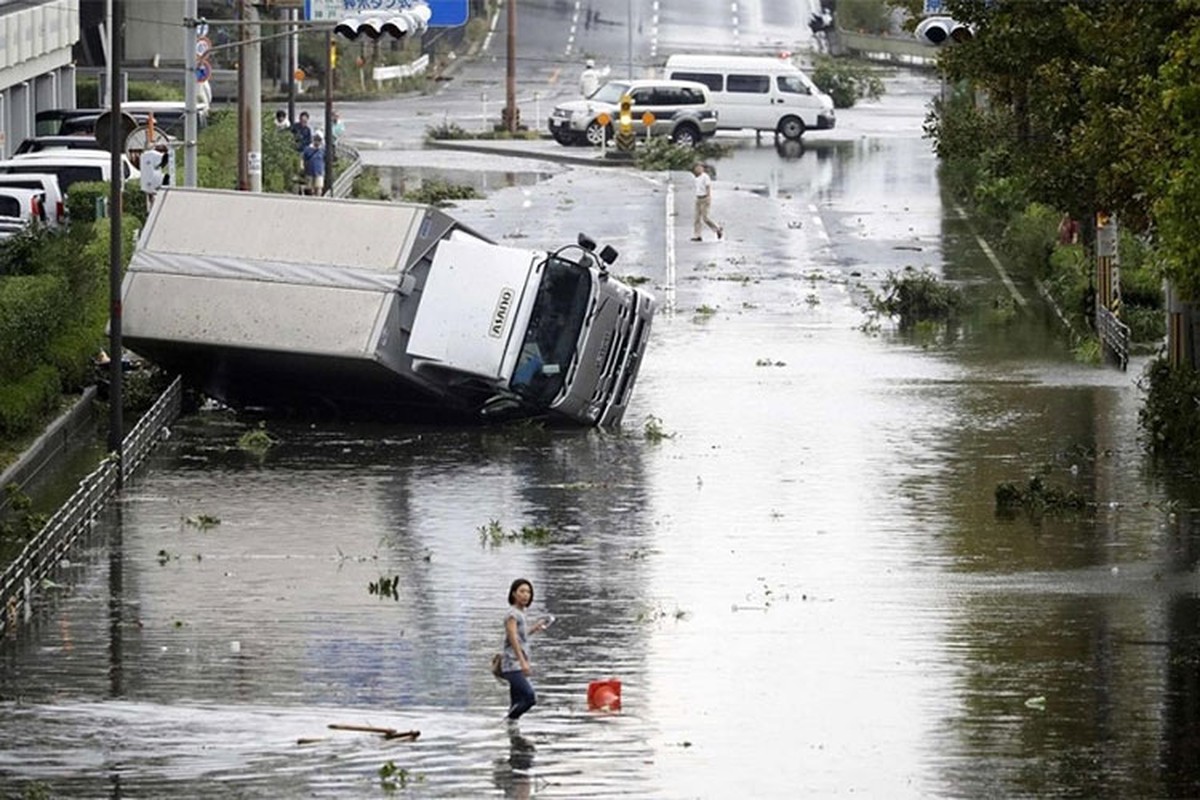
xmin=587 ymin=679 xmax=622 ymax=711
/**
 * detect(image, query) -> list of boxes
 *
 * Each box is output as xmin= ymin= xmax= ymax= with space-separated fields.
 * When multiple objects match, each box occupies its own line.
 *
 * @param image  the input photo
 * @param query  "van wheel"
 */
xmin=585 ymin=120 xmax=612 ymax=147
xmin=777 ymin=116 xmax=805 ymax=140
xmin=672 ymin=124 xmax=700 ymax=148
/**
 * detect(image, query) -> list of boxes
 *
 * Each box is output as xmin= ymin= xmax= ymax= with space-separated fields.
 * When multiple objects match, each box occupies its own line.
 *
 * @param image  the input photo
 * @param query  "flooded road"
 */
xmin=5 ymin=69 xmax=1200 ymax=798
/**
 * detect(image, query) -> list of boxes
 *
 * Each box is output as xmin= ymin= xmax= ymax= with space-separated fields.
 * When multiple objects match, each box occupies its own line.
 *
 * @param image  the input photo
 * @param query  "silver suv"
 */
xmin=549 ymin=79 xmax=718 ymax=148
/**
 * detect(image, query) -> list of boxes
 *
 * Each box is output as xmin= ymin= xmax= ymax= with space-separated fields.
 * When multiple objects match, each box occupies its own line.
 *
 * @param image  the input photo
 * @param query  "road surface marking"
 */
xmin=483 ymin=4 xmax=501 ymax=52
xmin=665 ymin=178 xmax=677 ymax=317
xmin=808 ymin=204 xmax=830 ymax=244
xmin=954 ymin=203 xmax=1028 ymax=307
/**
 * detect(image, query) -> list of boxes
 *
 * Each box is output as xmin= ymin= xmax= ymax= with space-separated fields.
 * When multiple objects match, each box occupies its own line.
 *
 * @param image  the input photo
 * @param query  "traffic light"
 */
xmin=914 ymin=16 xmax=973 ymax=45
xmin=334 ymin=6 xmax=431 ymax=40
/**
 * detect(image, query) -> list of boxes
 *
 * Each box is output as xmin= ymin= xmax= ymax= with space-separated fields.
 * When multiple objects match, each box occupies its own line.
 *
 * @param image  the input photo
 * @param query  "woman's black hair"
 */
xmin=508 ymin=578 xmax=534 ymax=605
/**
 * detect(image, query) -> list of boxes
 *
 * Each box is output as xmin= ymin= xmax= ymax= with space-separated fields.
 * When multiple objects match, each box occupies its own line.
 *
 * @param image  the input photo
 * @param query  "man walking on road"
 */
xmin=691 ymin=162 xmax=723 ymax=242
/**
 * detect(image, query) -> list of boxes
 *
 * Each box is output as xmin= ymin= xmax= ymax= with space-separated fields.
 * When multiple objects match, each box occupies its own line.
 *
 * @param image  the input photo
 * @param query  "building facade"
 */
xmin=0 ymin=0 xmax=79 ymax=159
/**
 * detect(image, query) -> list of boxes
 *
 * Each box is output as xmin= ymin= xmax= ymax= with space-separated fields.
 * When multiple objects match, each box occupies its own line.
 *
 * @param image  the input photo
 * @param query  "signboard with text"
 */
xmin=304 ymin=0 xmax=467 ymax=27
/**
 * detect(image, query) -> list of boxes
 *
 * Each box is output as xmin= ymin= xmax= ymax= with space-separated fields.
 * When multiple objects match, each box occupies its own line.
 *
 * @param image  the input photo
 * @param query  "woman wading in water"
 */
xmin=501 ymin=578 xmax=553 ymax=722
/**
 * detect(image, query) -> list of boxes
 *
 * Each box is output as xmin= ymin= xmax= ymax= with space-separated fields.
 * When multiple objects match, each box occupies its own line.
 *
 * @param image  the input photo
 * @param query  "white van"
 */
xmin=663 ymin=54 xmax=835 ymax=140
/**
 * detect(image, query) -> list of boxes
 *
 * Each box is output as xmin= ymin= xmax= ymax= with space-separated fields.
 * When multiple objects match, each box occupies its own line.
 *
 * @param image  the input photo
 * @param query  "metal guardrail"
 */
xmin=330 ymin=142 xmax=363 ymax=199
xmin=122 ymin=375 xmax=182 ymax=481
xmin=1 ymin=375 xmax=183 ymax=636
xmin=1097 ymin=306 xmax=1130 ymax=370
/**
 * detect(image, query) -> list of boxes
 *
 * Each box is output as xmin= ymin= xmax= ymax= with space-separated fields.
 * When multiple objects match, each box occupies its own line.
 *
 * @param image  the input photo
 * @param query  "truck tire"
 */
xmin=671 ymin=123 xmax=701 ymax=148
xmin=777 ymin=116 xmax=805 ymax=141
xmin=585 ymin=120 xmax=611 ymax=147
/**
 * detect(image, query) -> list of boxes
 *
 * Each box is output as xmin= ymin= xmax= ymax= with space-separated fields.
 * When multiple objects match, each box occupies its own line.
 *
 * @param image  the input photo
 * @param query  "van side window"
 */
xmin=727 ymin=74 xmax=769 ymax=94
xmin=777 ymin=75 xmax=810 ymax=95
xmin=670 ymin=71 xmax=722 ymax=92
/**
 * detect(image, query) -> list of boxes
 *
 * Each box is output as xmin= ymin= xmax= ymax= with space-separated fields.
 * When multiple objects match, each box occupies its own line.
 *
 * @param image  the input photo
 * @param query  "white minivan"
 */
xmin=664 ymin=54 xmax=835 ymax=140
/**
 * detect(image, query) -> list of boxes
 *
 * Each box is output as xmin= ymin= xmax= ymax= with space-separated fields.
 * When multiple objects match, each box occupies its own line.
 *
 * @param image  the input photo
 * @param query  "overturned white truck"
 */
xmin=121 ymin=188 xmax=655 ymax=426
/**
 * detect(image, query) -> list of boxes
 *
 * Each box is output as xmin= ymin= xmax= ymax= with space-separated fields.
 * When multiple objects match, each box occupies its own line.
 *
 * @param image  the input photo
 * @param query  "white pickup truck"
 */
xmin=120 ymin=188 xmax=656 ymax=427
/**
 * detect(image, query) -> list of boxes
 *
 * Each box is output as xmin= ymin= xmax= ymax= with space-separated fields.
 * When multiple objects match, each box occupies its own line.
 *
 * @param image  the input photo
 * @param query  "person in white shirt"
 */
xmin=579 ymin=59 xmax=601 ymax=97
xmin=140 ymin=145 xmax=167 ymax=209
xmin=691 ymin=162 xmax=723 ymax=241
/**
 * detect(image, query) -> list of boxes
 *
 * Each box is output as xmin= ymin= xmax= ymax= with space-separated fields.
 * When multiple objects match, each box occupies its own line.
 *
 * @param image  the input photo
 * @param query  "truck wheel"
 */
xmin=671 ymin=124 xmax=701 ymax=148
xmin=777 ymin=116 xmax=805 ymax=141
xmin=585 ymin=120 xmax=611 ymax=147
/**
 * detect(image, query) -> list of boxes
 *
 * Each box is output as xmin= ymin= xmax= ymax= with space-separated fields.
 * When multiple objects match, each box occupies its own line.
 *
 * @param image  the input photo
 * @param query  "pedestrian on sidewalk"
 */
xmin=291 ymin=111 xmax=312 ymax=152
xmin=691 ymin=162 xmax=723 ymax=241
xmin=500 ymin=578 xmax=552 ymax=722
xmin=302 ymin=131 xmax=325 ymax=196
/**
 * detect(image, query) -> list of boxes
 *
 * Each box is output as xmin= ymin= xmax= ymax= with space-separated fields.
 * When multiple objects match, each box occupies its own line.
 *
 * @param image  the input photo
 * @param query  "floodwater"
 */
xmin=5 ymin=71 xmax=1200 ymax=798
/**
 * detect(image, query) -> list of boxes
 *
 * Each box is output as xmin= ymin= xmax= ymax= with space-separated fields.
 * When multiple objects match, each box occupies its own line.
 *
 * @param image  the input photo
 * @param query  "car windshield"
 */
xmin=590 ymin=82 xmax=632 ymax=104
xmin=509 ymin=255 xmax=593 ymax=406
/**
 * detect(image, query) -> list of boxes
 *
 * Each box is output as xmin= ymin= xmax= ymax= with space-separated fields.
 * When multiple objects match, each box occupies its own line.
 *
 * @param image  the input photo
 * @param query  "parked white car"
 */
xmin=0 ymin=151 xmax=139 ymax=195
xmin=0 ymin=186 xmax=48 ymax=238
xmin=548 ymin=79 xmax=718 ymax=147
xmin=0 ymin=173 xmax=66 ymax=227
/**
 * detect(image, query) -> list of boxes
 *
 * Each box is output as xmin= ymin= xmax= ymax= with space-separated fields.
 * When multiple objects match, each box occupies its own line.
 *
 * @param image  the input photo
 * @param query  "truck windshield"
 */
xmin=509 ymin=255 xmax=593 ymax=406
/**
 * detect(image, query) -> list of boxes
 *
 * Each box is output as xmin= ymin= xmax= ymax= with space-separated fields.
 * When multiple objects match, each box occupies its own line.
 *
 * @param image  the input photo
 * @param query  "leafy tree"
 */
xmin=196 ymin=109 xmax=301 ymax=193
xmin=1152 ymin=0 xmax=1200 ymax=301
xmin=923 ymin=0 xmax=1199 ymax=298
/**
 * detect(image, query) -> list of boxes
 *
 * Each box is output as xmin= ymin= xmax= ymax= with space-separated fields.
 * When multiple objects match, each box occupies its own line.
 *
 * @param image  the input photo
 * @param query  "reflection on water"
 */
xmin=374 ymin=165 xmax=552 ymax=200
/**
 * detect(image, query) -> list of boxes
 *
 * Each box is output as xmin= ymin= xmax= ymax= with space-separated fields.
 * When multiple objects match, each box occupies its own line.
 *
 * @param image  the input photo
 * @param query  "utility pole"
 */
xmin=503 ymin=0 xmax=518 ymax=133
xmin=287 ymin=8 xmax=297 ymax=125
xmin=627 ymin=0 xmax=633 ymax=79
xmin=237 ymin=0 xmax=247 ymax=190
xmin=236 ymin=0 xmax=263 ymax=192
xmin=248 ymin=7 xmax=262 ymax=193
xmin=324 ymin=29 xmax=334 ymax=194
xmin=107 ymin=0 xmax=124 ymax=471
xmin=184 ymin=0 xmax=197 ymax=186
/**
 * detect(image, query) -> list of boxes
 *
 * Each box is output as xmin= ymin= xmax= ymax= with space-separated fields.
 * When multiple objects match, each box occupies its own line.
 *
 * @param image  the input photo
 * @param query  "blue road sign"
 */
xmin=305 ymin=0 xmax=467 ymax=27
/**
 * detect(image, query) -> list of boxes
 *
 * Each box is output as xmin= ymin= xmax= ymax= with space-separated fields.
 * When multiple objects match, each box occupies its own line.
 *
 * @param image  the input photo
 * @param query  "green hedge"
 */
xmin=0 ymin=365 xmax=61 ymax=438
xmin=0 ymin=274 xmax=67 ymax=380
xmin=0 ymin=207 xmax=137 ymax=441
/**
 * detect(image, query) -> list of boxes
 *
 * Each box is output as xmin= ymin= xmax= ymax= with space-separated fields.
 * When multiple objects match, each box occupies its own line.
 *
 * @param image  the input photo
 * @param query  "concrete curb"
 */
xmin=426 ymin=139 xmax=634 ymax=168
xmin=0 ymin=387 xmax=98 ymax=511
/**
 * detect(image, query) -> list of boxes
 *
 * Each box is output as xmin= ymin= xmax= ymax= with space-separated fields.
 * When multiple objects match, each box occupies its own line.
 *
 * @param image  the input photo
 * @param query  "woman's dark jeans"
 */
xmin=503 ymin=670 xmax=537 ymax=720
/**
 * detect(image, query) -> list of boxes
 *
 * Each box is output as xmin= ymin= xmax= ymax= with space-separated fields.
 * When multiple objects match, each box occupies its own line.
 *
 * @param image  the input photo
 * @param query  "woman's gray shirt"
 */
xmin=501 ymin=606 xmax=529 ymax=673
